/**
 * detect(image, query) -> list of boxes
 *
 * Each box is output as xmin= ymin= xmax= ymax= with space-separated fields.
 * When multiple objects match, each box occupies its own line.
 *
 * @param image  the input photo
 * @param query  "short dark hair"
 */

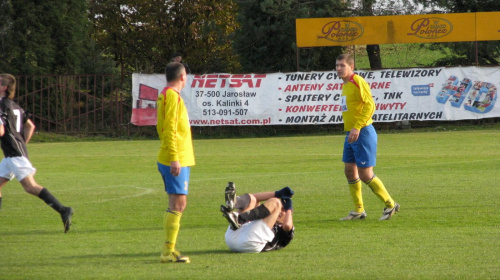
xmin=336 ymin=54 xmax=354 ymax=66
xmin=165 ymin=62 xmax=185 ymax=82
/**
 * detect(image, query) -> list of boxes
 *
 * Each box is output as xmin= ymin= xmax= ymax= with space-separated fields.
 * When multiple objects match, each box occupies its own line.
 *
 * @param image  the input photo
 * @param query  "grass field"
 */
xmin=0 ymin=129 xmax=499 ymax=279
xmin=353 ymin=43 xmax=446 ymax=69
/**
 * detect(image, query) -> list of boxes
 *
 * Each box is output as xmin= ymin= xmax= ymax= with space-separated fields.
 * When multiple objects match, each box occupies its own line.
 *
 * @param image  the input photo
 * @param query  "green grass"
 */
xmin=353 ymin=43 xmax=446 ymax=69
xmin=1 ymin=130 xmax=499 ymax=279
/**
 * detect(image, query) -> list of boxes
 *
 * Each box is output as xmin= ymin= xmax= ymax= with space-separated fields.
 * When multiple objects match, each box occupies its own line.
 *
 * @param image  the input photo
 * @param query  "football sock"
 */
xmin=162 ymin=209 xmax=182 ymax=255
xmin=366 ymin=175 xmax=395 ymax=208
xmin=348 ymin=178 xmax=364 ymax=213
xmin=238 ymin=204 xmax=271 ymax=224
xmin=37 ymin=188 xmax=65 ymax=213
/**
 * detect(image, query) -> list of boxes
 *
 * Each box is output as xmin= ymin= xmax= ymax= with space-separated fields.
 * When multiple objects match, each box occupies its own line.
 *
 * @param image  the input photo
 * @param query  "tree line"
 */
xmin=0 ymin=0 xmax=499 ymax=86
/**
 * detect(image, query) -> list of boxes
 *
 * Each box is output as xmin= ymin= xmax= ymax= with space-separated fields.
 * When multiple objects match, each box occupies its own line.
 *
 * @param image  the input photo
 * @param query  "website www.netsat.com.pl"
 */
xmin=190 ymin=118 xmax=271 ymax=126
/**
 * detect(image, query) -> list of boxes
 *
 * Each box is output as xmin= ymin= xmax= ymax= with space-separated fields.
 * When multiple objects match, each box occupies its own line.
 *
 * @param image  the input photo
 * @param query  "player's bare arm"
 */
xmin=23 ymin=119 xmax=35 ymax=144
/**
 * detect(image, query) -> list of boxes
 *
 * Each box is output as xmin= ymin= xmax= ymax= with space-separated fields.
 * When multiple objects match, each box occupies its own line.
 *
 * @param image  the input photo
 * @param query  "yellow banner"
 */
xmin=296 ymin=12 xmax=498 ymax=47
xmin=476 ymin=12 xmax=500 ymax=41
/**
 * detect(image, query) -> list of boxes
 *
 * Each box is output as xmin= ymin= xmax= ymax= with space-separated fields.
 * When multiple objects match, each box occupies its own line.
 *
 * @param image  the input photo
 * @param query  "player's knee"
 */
xmin=248 ymin=193 xmax=257 ymax=207
xmin=24 ymin=185 xmax=41 ymax=196
xmin=268 ymin=197 xmax=282 ymax=212
xmin=170 ymin=202 xmax=187 ymax=213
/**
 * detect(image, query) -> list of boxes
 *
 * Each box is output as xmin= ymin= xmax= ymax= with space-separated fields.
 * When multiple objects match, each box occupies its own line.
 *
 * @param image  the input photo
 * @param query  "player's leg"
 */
xmin=354 ymin=126 xmax=395 ymax=208
xmin=260 ymin=198 xmax=283 ymax=229
xmin=234 ymin=186 xmax=294 ymax=211
xmin=158 ymin=163 xmax=190 ymax=263
xmin=252 ymin=192 xmax=275 ymax=203
xmin=361 ymin=171 xmax=399 ymax=220
xmin=237 ymin=193 xmax=258 ymax=212
xmin=222 ymin=186 xmax=294 ymax=230
xmin=0 ymin=158 xmax=13 ymax=211
xmin=253 ymin=186 xmax=294 ymax=202
xmin=224 ymin=196 xmax=278 ymax=229
xmin=359 ymin=167 xmax=394 ymax=208
xmin=341 ymin=136 xmax=366 ymax=220
xmin=20 ymin=174 xmax=73 ymax=232
xmin=162 ymin=194 xmax=189 ymax=261
xmin=355 ymin=125 xmax=399 ymax=220
xmin=0 ymin=178 xmax=8 ymax=210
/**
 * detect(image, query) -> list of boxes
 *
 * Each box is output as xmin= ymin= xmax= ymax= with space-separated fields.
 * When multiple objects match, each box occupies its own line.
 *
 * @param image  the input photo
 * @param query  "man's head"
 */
xmin=171 ymin=53 xmax=182 ymax=63
xmin=336 ymin=54 xmax=355 ymax=80
xmin=165 ymin=62 xmax=187 ymax=89
xmin=0 ymin=74 xmax=16 ymax=99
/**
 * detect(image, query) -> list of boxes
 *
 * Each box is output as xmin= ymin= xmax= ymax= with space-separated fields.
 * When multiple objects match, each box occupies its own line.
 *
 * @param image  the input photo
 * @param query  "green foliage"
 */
xmin=0 ymin=131 xmax=499 ymax=279
xmin=233 ymin=0 xmax=346 ymax=72
xmin=90 ymin=0 xmax=240 ymax=75
xmin=415 ymin=0 xmax=500 ymax=66
xmin=0 ymin=0 xmax=112 ymax=75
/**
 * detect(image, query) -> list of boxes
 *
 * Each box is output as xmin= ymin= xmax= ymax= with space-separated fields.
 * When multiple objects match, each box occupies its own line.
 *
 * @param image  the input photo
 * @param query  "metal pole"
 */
xmin=296 ymin=48 xmax=300 ymax=71
xmin=475 ymin=41 xmax=479 ymax=66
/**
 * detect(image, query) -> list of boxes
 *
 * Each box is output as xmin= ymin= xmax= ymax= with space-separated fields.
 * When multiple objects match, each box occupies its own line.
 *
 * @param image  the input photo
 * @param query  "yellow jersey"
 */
xmin=340 ymin=74 xmax=375 ymax=131
xmin=156 ymin=87 xmax=195 ymax=166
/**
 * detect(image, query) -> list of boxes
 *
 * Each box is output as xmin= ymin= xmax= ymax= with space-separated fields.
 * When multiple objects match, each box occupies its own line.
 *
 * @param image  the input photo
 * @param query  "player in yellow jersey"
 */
xmin=336 ymin=54 xmax=400 ymax=221
xmin=157 ymin=62 xmax=195 ymax=263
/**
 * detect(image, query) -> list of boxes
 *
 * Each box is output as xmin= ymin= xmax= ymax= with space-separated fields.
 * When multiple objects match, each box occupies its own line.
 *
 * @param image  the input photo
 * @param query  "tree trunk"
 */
xmin=363 ymin=0 xmax=383 ymax=69
xmin=366 ymin=44 xmax=383 ymax=69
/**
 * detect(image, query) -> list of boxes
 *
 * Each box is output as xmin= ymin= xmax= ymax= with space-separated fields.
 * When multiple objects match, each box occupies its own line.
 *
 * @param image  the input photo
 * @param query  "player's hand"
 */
xmin=348 ymin=128 xmax=360 ymax=143
xmin=170 ymin=161 xmax=181 ymax=176
xmin=281 ymin=197 xmax=293 ymax=211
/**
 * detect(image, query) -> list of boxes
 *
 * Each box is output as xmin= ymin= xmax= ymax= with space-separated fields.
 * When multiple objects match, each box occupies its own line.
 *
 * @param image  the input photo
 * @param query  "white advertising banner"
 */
xmin=131 ymin=66 xmax=499 ymax=126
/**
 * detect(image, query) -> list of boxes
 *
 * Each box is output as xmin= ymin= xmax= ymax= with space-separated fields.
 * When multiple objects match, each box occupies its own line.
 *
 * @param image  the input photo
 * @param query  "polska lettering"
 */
xmin=223 ymin=91 xmax=257 ymax=97
xmin=283 ymin=83 xmax=324 ymax=92
xmin=285 ymin=104 xmax=342 ymax=113
xmin=372 ymin=111 xmax=443 ymax=121
xmin=285 ymin=94 xmax=339 ymax=102
xmin=380 ymin=69 xmax=442 ymax=78
xmin=285 ymin=73 xmax=325 ymax=81
xmin=376 ymin=102 xmax=407 ymax=110
xmin=192 ymin=74 xmax=266 ymax=88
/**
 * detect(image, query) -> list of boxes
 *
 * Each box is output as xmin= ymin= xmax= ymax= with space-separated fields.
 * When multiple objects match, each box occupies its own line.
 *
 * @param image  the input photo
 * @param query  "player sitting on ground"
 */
xmin=220 ymin=182 xmax=294 ymax=253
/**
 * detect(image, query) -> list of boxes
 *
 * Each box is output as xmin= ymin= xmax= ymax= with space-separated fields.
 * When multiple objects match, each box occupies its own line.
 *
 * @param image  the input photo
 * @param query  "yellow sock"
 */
xmin=348 ymin=178 xmax=364 ymax=213
xmin=162 ymin=210 xmax=182 ymax=255
xmin=366 ymin=176 xmax=394 ymax=208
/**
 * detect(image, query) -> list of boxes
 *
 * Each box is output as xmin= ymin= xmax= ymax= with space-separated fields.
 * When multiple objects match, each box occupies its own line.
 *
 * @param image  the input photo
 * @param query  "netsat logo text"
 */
xmin=317 ymin=20 xmax=364 ymax=42
xmin=407 ymin=17 xmax=453 ymax=39
xmin=191 ymin=74 xmax=266 ymax=88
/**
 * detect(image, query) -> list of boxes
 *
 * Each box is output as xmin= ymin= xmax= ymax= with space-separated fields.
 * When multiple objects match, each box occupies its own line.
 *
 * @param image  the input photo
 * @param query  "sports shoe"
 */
xmin=379 ymin=202 xmax=400 ymax=220
xmin=161 ymin=250 xmax=190 ymax=263
xmin=340 ymin=210 xmax=367 ymax=221
xmin=220 ymin=205 xmax=240 ymax=230
xmin=61 ymin=207 xmax=73 ymax=233
xmin=225 ymin=182 xmax=236 ymax=211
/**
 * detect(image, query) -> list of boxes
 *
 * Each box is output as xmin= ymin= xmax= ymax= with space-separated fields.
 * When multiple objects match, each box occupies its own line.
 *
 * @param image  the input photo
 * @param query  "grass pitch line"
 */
xmin=83 ymin=185 xmax=156 ymax=204
xmin=191 ymin=170 xmax=328 ymax=183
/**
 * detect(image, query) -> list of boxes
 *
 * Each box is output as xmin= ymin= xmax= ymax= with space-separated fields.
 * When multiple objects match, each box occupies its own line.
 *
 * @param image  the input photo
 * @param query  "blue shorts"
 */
xmin=157 ymin=162 xmax=190 ymax=195
xmin=342 ymin=124 xmax=377 ymax=168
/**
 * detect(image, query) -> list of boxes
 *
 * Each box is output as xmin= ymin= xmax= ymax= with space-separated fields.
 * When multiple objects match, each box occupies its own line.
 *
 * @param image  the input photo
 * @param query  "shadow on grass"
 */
xmin=61 ymin=249 xmax=231 ymax=265
xmin=0 ymin=226 xmax=161 ymax=236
